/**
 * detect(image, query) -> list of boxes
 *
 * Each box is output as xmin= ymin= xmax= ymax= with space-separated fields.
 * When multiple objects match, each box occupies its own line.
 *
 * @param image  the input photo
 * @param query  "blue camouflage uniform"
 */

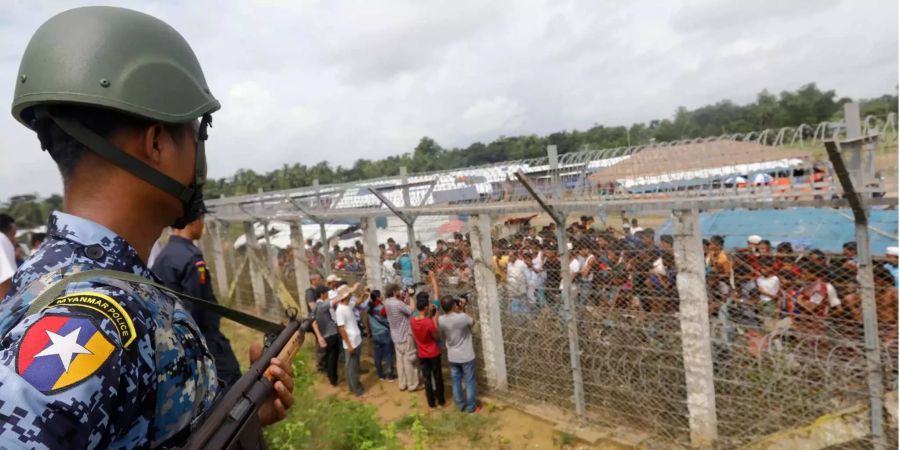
xmin=0 ymin=212 xmax=218 ymax=449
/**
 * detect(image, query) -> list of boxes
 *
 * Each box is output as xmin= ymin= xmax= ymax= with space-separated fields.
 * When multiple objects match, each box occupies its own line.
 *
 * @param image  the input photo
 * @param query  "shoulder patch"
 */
xmin=16 ymin=314 xmax=116 ymax=394
xmin=44 ymin=292 xmax=137 ymax=348
xmin=195 ymin=260 xmax=208 ymax=285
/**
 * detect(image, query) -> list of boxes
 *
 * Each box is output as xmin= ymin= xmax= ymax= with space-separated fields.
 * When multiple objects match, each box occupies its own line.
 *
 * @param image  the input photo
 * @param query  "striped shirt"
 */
xmin=384 ymin=297 xmax=413 ymax=344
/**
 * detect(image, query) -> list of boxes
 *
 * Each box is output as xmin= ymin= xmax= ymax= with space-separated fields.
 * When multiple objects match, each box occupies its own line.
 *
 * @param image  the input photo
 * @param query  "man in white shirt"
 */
xmin=506 ymin=252 xmax=529 ymax=299
xmin=382 ymin=250 xmax=398 ymax=285
xmin=335 ymin=283 xmax=365 ymax=397
xmin=754 ymin=257 xmax=780 ymax=318
xmin=0 ymin=214 xmax=17 ymax=299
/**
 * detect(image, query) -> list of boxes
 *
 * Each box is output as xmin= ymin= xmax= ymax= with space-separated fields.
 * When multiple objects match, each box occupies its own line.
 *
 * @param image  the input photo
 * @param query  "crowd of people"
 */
xmin=299 ymin=213 xmax=899 ymax=357
xmin=303 ymin=270 xmax=480 ymax=412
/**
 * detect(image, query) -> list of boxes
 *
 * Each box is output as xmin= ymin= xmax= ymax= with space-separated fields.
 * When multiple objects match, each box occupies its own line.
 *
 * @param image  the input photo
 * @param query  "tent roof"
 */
xmin=657 ymin=208 xmax=898 ymax=256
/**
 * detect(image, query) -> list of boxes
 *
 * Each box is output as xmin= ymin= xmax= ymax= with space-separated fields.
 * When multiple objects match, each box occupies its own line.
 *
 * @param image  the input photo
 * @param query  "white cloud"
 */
xmin=461 ymin=97 xmax=526 ymax=136
xmin=0 ymin=0 xmax=896 ymax=199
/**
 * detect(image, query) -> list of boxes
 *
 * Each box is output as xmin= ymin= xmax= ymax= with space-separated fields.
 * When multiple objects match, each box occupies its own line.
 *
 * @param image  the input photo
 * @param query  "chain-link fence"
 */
xmin=705 ymin=232 xmax=898 ymax=448
xmin=198 ymin=108 xmax=898 ymax=449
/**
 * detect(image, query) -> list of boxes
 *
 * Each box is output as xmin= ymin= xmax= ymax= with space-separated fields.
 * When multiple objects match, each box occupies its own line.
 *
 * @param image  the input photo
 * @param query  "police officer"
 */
xmin=0 ymin=6 xmax=293 ymax=449
xmin=151 ymin=209 xmax=243 ymax=389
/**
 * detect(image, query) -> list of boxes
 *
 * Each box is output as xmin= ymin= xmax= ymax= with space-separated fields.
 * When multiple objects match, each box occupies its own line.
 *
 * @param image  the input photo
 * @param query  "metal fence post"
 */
xmin=400 ymin=166 xmax=420 ymax=283
xmin=363 ymin=217 xmax=383 ymax=292
xmin=555 ymin=212 xmax=586 ymax=418
xmin=514 ymin=163 xmax=586 ymax=419
xmin=289 ymin=220 xmax=311 ymax=317
xmin=469 ymin=214 xmax=508 ymax=391
xmin=671 ymin=209 xmax=718 ymax=448
xmin=366 ymin=178 xmax=418 ymax=286
xmin=243 ymin=221 xmax=266 ymax=314
xmin=546 ymin=145 xmax=587 ymax=419
xmin=208 ymin=219 xmax=230 ymax=301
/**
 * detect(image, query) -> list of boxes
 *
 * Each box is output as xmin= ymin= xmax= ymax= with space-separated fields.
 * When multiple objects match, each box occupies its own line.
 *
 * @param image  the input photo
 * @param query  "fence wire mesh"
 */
xmin=704 ymin=224 xmax=899 ymax=448
xmin=197 ymin=117 xmax=898 ymax=449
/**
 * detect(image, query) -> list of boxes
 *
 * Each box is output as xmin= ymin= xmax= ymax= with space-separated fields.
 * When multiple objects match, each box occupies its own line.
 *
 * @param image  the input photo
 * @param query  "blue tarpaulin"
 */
xmin=657 ymin=208 xmax=898 ymax=256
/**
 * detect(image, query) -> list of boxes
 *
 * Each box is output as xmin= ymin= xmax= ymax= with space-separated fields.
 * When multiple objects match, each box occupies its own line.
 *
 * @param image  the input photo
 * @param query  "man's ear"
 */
xmin=143 ymin=124 xmax=165 ymax=165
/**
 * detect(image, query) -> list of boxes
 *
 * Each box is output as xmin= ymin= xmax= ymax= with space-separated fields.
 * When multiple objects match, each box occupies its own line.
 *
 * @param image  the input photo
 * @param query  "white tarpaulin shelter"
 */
xmin=233 ymin=215 xmax=459 ymax=251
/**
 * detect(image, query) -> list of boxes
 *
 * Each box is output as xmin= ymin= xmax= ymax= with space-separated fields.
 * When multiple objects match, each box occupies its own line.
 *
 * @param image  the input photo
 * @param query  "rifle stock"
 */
xmin=183 ymin=316 xmax=310 ymax=450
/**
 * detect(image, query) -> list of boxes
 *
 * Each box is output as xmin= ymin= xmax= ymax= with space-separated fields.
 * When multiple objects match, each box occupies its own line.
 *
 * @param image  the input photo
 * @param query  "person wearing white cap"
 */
xmin=335 ymin=283 xmax=366 ymax=397
xmin=326 ymin=274 xmax=342 ymax=289
xmin=747 ymin=235 xmax=762 ymax=253
xmin=885 ymin=246 xmax=899 ymax=288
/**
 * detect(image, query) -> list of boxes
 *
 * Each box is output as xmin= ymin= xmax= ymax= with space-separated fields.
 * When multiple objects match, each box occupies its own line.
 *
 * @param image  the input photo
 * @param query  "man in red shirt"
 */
xmin=410 ymin=291 xmax=445 ymax=408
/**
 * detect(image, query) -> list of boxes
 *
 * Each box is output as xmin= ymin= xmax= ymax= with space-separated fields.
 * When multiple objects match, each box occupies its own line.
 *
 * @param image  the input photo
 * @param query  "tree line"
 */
xmin=3 ymin=83 xmax=896 ymax=228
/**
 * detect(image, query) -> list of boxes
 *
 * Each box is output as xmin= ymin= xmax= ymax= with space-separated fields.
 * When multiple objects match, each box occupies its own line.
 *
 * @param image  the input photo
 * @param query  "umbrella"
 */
xmin=724 ymin=176 xmax=747 ymax=185
xmin=753 ymin=173 xmax=774 ymax=185
xmin=437 ymin=219 xmax=466 ymax=235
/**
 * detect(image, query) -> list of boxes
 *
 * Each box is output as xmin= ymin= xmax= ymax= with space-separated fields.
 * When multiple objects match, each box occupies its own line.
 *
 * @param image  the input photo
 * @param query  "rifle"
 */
xmin=183 ymin=307 xmax=311 ymax=450
xmin=19 ymin=268 xmax=312 ymax=450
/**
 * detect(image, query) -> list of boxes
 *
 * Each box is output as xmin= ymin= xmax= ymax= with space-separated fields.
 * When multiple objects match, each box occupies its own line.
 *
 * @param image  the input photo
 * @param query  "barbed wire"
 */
xmin=208 ymin=116 xmax=897 ymax=222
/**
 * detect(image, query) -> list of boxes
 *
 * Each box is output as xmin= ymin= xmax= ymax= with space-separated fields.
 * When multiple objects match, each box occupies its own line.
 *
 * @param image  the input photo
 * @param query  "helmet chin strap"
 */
xmin=35 ymin=107 xmax=211 ymax=228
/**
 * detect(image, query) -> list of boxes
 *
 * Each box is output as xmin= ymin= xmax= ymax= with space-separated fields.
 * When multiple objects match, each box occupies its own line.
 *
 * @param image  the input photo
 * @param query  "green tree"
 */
xmin=5 ymin=83 xmax=895 ymax=208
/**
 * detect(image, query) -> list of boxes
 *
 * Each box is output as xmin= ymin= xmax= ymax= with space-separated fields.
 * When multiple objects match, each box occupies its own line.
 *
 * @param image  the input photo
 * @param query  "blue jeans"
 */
xmin=373 ymin=337 xmax=395 ymax=379
xmin=449 ymin=360 xmax=477 ymax=412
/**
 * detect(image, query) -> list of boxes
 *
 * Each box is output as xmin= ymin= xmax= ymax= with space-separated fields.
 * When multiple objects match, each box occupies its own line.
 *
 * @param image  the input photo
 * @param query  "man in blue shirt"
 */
xmin=367 ymin=289 xmax=397 ymax=381
xmin=399 ymin=249 xmax=414 ymax=287
xmin=152 ymin=213 xmax=243 ymax=389
xmin=886 ymin=246 xmax=899 ymax=288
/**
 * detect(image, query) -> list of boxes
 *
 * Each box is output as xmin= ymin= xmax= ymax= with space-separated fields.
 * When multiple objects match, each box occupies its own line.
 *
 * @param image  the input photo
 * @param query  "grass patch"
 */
xmin=554 ymin=430 xmax=577 ymax=448
xmin=220 ymin=321 xmax=397 ymax=449
xmin=263 ymin=348 xmax=400 ymax=450
xmin=394 ymin=395 xmax=497 ymax=446
xmin=222 ymin=320 xmax=497 ymax=449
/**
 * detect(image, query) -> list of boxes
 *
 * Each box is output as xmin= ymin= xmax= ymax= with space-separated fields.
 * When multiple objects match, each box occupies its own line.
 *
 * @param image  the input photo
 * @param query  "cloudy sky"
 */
xmin=1 ymin=0 xmax=896 ymax=198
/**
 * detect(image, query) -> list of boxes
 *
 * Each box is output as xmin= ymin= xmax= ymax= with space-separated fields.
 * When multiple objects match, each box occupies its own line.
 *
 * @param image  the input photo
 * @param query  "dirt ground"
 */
xmin=222 ymin=321 xmax=628 ymax=449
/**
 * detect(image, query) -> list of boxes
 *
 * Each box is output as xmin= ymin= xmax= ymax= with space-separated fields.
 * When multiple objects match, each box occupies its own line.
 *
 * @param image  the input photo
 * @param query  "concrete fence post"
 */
xmin=262 ymin=221 xmax=281 ymax=312
xmin=836 ymin=102 xmax=885 ymax=450
xmin=208 ymin=219 xmax=230 ymax=301
xmin=469 ymin=214 xmax=508 ymax=391
xmin=362 ymin=217 xmax=383 ymax=292
xmin=289 ymin=220 xmax=311 ymax=317
xmin=671 ymin=209 xmax=718 ymax=448
xmin=243 ymin=221 xmax=266 ymax=314
xmin=313 ymin=179 xmax=332 ymax=276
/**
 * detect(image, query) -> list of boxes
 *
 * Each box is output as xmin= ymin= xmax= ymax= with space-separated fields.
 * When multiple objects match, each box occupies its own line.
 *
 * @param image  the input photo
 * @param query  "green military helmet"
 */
xmin=12 ymin=5 xmax=219 ymax=127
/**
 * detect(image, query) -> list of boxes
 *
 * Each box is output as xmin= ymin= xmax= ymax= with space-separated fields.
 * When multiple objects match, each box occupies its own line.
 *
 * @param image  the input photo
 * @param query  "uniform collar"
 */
xmin=168 ymin=235 xmax=195 ymax=246
xmin=49 ymin=211 xmax=120 ymax=247
xmin=47 ymin=211 xmax=151 ymax=277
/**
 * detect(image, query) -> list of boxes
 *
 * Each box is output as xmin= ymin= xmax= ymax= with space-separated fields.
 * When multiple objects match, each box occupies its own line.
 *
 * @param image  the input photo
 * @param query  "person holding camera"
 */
xmin=367 ymin=289 xmax=397 ymax=381
xmin=384 ymin=282 xmax=419 ymax=392
xmin=409 ymin=271 xmax=446 ymax=408
xmin=438 ymin=294 xmax=479 ymax=412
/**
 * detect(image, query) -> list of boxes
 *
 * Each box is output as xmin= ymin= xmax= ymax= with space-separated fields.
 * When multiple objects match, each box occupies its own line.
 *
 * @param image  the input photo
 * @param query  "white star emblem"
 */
xmin=34 ymin=327 xmax=93 ymax=372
